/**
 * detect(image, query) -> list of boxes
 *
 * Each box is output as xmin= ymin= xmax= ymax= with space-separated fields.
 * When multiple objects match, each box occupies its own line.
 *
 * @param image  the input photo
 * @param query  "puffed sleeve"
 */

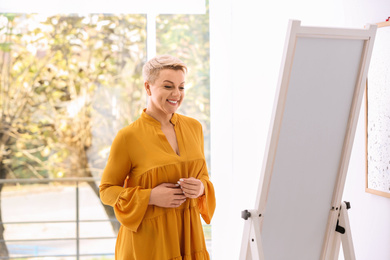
xmin=99 ymin=129 xmax=151 ymax=232
xmin=198 ymin=171 xmax=216 ymax=224
xmin=197 ymin=125 xmax=216 ymax=224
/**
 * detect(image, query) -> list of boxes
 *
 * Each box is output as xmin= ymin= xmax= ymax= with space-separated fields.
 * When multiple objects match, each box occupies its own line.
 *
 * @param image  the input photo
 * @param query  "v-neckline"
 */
xmin=167 ymin=130 xmax=181 ymax=157
xmin=141 ymin=110 xmax=182 ymax=157
xmin=162 ymin=124 xmax=181 ymax=157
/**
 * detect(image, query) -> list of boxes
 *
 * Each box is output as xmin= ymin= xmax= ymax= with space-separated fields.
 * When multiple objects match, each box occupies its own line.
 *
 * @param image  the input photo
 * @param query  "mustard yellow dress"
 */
xmin=99 ymin=110 xmax=216 ymax=260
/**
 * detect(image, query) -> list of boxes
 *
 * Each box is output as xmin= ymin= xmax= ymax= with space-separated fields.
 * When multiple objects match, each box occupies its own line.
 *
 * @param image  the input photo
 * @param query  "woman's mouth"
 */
xmin=167 ymin=99 xmax=179 ymax=104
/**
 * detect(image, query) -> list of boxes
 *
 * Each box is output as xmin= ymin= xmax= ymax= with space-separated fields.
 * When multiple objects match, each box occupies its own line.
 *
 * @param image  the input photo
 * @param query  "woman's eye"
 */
xmin=179 ymin=87 xmax=185 ymax=90
xmin=164 ymin=86 xmax=172 ymax=89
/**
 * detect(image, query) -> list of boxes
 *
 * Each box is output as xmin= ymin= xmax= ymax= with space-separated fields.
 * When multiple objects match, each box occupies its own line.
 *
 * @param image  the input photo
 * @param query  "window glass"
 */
xmin=0 ymin=10 xmax=210 ymax=258
xmin=0 ymin=13 xmax=147 ymax=179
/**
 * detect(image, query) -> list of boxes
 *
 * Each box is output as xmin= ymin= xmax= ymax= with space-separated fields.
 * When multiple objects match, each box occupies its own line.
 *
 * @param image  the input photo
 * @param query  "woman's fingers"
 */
xmin=170 ymin=187 xmax=186 ymax=207
xmin=181 ymin=185 xmax=198 ymax=196
xmin=161 ymin=183 xmax=180 ymax=188
xmin=177 ymin=178 xmax=204 ymax=198
xmin=149 ymin=179 xmax=204 ymax=207
xmin=149 ymin=183 xmax=187 ymax=208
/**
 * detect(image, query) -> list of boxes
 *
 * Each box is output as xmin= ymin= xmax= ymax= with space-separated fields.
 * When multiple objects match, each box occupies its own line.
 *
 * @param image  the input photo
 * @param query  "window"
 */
xmin=0 ymin=2 xmax=210 ymax=257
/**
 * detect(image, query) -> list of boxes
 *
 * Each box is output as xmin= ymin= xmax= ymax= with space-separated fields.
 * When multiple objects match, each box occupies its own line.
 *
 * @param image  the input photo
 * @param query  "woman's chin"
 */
xmin=165 ymin=105 xmax=180 ymax=114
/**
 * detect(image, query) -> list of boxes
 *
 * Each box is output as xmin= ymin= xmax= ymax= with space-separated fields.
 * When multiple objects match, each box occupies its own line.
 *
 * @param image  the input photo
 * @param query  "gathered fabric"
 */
xmin=100 ymin=111 xmax=216 ymax=260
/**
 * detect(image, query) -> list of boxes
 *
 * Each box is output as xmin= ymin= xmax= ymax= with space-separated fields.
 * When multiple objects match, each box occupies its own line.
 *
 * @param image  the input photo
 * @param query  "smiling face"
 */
xmin=145 ymin=69 xmax=186 ymax=117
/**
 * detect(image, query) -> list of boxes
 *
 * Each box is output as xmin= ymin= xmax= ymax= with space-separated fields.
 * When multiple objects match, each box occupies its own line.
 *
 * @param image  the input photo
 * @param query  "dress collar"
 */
xmin=141 ymin=109 xmax=178 ymax=127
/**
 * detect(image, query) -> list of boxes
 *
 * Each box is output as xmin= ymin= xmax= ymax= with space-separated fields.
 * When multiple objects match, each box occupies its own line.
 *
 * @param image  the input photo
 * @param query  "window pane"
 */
xmin=1 ymin=10 xmax=211 ymax=258
xmin=0 ymin=13 xmax=146 ymax=258
xmin=0 ymin=13 xmax=146 ymax=179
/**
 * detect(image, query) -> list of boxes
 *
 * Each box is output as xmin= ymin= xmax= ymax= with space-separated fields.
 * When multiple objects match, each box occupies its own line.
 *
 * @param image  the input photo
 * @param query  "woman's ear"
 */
xmin=144 ymin=82 xmax=151 ymax=96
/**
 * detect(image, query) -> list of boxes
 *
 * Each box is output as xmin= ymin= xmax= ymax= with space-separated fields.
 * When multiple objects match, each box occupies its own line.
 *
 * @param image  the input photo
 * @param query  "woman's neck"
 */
xmin=145 ymin=107 xmax=173 ymax=127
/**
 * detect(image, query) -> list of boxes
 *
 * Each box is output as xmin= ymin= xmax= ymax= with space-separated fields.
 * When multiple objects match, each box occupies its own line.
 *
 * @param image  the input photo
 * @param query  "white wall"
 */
xmin=342 ymin=3 xmax=390 ymax=260
xmin=210 ymin=0 xmax=390 ymax=259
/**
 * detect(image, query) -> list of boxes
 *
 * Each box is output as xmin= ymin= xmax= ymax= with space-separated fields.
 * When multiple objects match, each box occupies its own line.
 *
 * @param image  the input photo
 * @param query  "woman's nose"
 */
xmin=172 ymin=87 xmax=180 ymax=97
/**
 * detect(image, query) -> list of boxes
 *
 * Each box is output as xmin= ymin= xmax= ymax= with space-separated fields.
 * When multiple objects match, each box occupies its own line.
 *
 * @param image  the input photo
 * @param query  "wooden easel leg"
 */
xmin=339 ymin=202 xmax=356 ymax=260
xmin=249 ymin=216 xmax=264 ymax=260
xmin=328 ymin=227 xmax=342 ymax=260
xmin=323 ymin=202 xmax=356 ymax=260
xmin=240 ymin=210 xmax=264 ymax=260
xmin=240 ymin=217 xmax=253 ymax=260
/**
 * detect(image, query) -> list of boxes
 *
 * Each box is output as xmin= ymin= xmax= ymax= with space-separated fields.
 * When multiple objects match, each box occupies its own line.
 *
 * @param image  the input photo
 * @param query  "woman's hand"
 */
xmin=149 ymin=183 xmax=187 ymax=208
xmin=177 ymin=177 xmax=205 ymax=199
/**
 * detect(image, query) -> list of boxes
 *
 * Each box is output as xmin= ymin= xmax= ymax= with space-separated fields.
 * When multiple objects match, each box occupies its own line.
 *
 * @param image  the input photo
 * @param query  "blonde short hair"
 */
xmin=142 ymin=55 xmax=187 ymax=84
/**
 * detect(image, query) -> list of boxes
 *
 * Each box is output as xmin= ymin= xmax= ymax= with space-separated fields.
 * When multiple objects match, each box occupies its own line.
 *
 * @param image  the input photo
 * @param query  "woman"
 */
xmin=99 ymin=55 xmax=216 ymax=260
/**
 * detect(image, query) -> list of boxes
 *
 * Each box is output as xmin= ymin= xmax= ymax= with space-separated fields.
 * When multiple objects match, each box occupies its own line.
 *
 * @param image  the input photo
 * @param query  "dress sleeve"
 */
xmin=99 ymin=130 xmax=151 ymax=232
xmin=197 ymin=125 xmax=216 ymax=224
xmin=198 ymin=172 xmax=216 ymax=224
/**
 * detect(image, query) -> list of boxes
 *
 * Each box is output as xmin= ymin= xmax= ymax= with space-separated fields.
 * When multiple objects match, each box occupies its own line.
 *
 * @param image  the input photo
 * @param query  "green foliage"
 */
xmin=0 ymin=13 xmax=147 ymax=179
xmin=0 ymin=43 xmax=11 ymax=52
